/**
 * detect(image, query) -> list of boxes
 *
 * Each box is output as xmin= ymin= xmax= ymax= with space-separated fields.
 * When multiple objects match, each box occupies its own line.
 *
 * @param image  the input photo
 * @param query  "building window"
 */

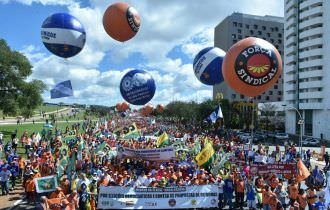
xmin=274 ymin=27 xmax=279 ymax=31
xmin=267 ymin=33 xmax=271 ymax=37
xmin=278 ymin=97 xmax=281 ymax=101
xmin=274 ymin=85 xmax=278 ymax=89
xmin=278 ymin=91 xmax=282 ymax=95
xmin=250 ymin=30 xmax=254 ymax=35
xmin=278 ymin=39 xmax=282 ymax=44
xmin=233 ymin=22 xmax=237 ymax=27
xmin=270 ymin=27 xmax=274 ymax=32
xmin=257 ymin=96 xmax=261 ymax=99
xmin=232 ymin=34 xmax=236 ymax=38
xmin=278 ymin=33 xmax=282 ymax=38
xmin=238 ymin=35 xmax=242 ymax=39
xmin=253 ymin=24 xmax=258 ymax=29
xmin=240 ymin=94 xmax=244 ymax=99
xmin=262 ymin=26 xmax=266 ymax=30
xmin=258 ymin=31 xmax=262 ymax=35
xmin=232 ymin=94 xmax=236 ymax=99
xmin=266 ymin=96 xmax=270 ymax=100
xmin=245 ymin=24 xmax=250 ymax=29
xmin=233 ymin=40 xmax=237 ymax=44
xmin=238 ymin=23 xmax=242 ymax=27
xmin=269 ymin=91 xmax=273 ymax=95
xmin=237 ymin=29 xmax=242 ymax=33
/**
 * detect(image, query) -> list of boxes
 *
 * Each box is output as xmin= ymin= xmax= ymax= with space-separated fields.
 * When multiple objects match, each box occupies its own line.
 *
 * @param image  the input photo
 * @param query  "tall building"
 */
xmin=284 ymin=0 xmax=329 ymax=139
xmin=213 ymin=12 xmax=284 ymax=102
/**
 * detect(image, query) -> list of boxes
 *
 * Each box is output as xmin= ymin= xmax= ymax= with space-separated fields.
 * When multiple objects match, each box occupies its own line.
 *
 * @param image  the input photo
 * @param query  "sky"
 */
xmin=0 ymin=0 xmax=284 ymax=107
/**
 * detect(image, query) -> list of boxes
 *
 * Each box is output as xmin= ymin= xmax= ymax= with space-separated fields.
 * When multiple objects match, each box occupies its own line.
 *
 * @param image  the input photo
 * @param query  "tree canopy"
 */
xmin=0 ymin=39 xmax=46 ymax=118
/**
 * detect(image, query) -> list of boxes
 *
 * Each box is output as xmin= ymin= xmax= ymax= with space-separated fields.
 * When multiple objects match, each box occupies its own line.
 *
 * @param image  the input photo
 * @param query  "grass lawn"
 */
xmin=0 ymin=121 xmax=84 ymax=157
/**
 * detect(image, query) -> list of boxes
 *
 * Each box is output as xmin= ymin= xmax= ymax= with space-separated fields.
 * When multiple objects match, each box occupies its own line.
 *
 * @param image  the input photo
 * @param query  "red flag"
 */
xmin=296 ymin=159 xmax=310 ymax=182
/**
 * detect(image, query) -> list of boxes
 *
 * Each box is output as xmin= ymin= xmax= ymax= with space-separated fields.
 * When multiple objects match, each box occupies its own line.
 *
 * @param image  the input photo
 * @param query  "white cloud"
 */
xmin=0 ymin=0 xmax=76 ymax=6
xmin=13 ymin=0 xmax=284 ymax=106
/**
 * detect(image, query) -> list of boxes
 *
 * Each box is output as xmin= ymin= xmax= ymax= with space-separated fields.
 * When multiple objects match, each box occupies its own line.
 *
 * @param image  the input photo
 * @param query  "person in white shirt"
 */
xmin=0 ymin=167 xmax=12 ymax=195
xmin=137 ymin=171 xmax=148 ymax=187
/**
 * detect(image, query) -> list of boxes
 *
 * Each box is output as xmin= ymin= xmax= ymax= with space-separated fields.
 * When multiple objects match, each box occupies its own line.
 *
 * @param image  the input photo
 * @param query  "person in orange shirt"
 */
xmin=297 ymin=189 xmax=307 ymax=210
xmin=25 ymin=173 xmax=36 ymax=204
xmin=235 ymin=176 xmax=245 ymax=209
xmin=18 ymin=157 xmax=25 ymax=178
xmin=66 ymin=190 xmax=78 ymax=210
xmin=288 ymin=179 xmax=299 ymax=206
xmin=49 ymin=187 xmax=66 ymax=199
xmin=263 ymin=185 xmax=275 ymax=210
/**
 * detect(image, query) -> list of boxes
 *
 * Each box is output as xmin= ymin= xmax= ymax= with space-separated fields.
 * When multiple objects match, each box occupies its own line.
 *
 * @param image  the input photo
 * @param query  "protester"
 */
xmin=0 ymin=113 xmax=329 ymax=210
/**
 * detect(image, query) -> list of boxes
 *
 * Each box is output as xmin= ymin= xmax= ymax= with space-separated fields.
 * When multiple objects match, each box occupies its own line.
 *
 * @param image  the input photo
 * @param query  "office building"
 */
xmin=284 ymin=0 xmax=330 ymax=139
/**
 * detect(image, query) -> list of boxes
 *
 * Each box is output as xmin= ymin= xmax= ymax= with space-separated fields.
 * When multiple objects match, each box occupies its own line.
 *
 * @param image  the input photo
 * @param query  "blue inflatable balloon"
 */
xmin=193 ymin=47 xmax=226 ymax=85
xmin=120 ymin=69 xmax=156 ymax=105
xmin=41 ymin=13 xmax=86 ymax=58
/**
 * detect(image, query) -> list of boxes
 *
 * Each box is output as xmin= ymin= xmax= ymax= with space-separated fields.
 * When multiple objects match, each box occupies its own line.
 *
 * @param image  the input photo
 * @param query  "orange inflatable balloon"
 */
xmin=103 ymin=2 xmax=140 ymax=42
xmin=121 ymin=102 xmax=130 ymax=111
xmin=156 ymin=104 xmax=164 ymax=113
xmin=116 ymin=102 xmax=122 ymax=111
xmin=222 ymin=37 xmax=282 ymax=97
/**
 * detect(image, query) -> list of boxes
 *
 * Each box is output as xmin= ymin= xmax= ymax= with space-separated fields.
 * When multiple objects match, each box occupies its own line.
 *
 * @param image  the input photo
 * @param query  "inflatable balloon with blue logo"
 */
xmin=41 ymin=13 xmax=86 ymax=58
xmin=120 ymin=69 xmax=156 ymax=105
xmin=193 ymin=47 xmax=226 ymax=85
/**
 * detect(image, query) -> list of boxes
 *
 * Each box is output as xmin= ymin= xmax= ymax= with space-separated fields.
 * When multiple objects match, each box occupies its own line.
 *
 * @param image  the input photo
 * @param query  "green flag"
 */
xmin=156 ymin=132 xmax=170 ymax=147
xmin=195 ymin=142 xmax=215 ymax=167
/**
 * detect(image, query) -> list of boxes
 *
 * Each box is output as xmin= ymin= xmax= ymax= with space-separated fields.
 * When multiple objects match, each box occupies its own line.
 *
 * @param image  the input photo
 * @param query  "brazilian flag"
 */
xmin=195 ymin=142 xmax=215 ymax=167
xmin=156 ymin=132 xmax=170 ymax=147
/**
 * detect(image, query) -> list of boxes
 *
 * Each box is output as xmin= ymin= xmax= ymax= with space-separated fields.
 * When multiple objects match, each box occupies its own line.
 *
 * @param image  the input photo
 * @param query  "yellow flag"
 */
xmin=195 ymin=142 xmax=215 ymax=167
xmin=156 ymin=132 xmax=169 ymax=147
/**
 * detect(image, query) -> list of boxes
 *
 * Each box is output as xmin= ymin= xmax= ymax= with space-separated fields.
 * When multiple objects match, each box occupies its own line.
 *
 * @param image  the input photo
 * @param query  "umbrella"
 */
xmin=43 ymin=124 xmax=53 ymax=128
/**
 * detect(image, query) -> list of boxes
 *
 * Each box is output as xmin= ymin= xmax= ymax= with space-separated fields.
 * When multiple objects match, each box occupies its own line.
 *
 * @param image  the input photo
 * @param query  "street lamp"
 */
xmin=282 ymin=104 xmax=304 ymax=157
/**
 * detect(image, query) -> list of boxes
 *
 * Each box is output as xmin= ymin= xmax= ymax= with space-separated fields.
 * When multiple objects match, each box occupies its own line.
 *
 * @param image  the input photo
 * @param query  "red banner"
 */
xmin=250 ymin=163 xmax=296 ymax=175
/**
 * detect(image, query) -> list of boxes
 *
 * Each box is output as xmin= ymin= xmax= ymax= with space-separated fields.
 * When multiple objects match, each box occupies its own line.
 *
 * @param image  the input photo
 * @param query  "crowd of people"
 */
xmin=0 ymin=113 xmax=329 ymax=210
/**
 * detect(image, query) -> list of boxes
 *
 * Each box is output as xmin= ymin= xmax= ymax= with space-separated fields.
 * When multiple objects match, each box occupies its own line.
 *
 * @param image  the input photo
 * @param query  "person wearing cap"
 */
xmin=0 ymin=166 xmax=11 ymax=195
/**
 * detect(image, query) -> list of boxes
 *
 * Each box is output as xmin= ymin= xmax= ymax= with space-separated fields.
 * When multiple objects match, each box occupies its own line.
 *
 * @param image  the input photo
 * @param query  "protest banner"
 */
xmin=121 ymin=146 xmax=175 ymax=161
xmin=98 ymin=185 xmax=218 ymax=209
xmin=35 ymin=175 xmax=58 ymax=193
xmin=250 ymin=163 xmax=296 ymax=175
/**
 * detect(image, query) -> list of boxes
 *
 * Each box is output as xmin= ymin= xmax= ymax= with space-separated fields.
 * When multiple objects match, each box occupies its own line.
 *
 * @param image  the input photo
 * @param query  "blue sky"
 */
xmin=0 ymin=0 xmax=284 ymax=107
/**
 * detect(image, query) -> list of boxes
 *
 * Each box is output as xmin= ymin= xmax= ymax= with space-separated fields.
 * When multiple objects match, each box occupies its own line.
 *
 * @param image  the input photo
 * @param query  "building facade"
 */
xmin=213 ymin=12 xmax=284 ymax=103
xmin=284 ymin=0 xmax=330 ymax=139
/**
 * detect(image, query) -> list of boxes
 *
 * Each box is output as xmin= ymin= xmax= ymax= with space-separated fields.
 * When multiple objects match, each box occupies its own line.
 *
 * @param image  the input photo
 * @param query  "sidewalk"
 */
xmin=0 ymin=182 xmax=25 ymax=210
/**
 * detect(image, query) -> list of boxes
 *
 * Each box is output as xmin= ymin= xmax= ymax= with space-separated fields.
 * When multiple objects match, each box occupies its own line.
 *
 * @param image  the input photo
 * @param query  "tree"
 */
xmin=0 ymin=39 xmax=46 ymax=117
xmin=259 ymin=103 xmax=277 ymax=131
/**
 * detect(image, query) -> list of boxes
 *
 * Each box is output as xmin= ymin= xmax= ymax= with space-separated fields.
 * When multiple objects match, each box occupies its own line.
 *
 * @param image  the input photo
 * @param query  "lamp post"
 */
xmin=282 ymin=104 xmax=304 ymax=157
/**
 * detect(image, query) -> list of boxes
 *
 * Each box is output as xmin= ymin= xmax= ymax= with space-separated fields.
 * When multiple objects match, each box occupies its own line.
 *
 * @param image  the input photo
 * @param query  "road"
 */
xmin=0 ymin=108 xmax=72 ymax=125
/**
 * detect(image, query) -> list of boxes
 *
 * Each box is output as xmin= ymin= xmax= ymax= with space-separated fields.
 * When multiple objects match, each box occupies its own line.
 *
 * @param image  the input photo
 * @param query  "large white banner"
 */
xmin=98 ymin=185 xmax=218 ymax=209
xmin=121 ymin=146 xmax=176 ymax=161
